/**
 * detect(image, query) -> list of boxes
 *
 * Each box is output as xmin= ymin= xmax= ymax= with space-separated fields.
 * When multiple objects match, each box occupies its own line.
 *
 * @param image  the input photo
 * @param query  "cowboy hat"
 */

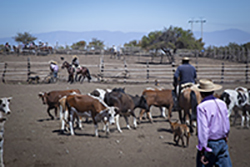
xmin=49 ymin=60 xmax=57 ymax=64
xmin=192 ymin=79 xmax=222 ymax=92
xmin=73 ymin=55 xmax=78 ymax=59
xmin=182 ymin=57 xmax=190 ymax=61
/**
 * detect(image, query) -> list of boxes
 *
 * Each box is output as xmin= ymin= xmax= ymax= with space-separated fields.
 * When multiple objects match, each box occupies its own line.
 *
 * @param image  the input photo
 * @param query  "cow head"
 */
xmin=0 ymin=97 xmax=12 ymax=114
xmin=38 ymin=92 xmax=47 ymax=104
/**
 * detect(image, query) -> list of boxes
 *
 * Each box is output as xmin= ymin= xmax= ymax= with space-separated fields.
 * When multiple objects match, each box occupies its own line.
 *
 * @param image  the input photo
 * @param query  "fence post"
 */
xmin=146 ymin=61 xmax=149 ymax=83
xmin=221 ymin=63 xmax=224 ymax=83
xmin=2 ymin=63 xmax=7 ymax=83
xmin=100 ymin=57 xmax=104 ymax=81
xmin=124 ymin=60 xmax=127 ymax=83
xmin=27 ymin=58 xmax=31 ymax=80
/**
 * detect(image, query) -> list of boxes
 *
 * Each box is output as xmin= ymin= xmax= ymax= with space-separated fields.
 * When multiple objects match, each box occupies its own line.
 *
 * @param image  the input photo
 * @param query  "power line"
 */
xmin=188 ymin=19 xmax=206 ymax=40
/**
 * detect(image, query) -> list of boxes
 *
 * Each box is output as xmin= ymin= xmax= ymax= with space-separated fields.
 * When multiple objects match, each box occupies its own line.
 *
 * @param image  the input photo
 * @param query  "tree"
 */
xmin=13 ymin=32 xmax=37 ymax=44
xmin=87 ymin=38 xmax=104 ymax=50
xmin=71 ymin=40 xmax=86 ymax=50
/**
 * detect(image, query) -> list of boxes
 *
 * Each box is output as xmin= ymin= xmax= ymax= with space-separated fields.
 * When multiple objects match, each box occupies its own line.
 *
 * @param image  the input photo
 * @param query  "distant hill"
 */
xmin=1 ymin=29 xmax=249 ymax=48
xmin=194 ymin=29 xmax=250 ymax=47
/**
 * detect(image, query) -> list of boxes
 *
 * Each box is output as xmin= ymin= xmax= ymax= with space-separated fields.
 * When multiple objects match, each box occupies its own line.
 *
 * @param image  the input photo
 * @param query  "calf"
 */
xmin=139 ymin=87 xmax=174 ymax=123
xmin=38 ymin=89 xmax=81 ymax=119
xmin=104 ymin=89 xmax=149 ymax=131
xmin=0 ymin=97 xmax=12 ymax=116
xmin=65 ymin=94 xmax=117 ymax=137
xmin=220 ymin=86 xmax=249 ymax=126
xmin=169 ymin=119 xmax=190 ymax=147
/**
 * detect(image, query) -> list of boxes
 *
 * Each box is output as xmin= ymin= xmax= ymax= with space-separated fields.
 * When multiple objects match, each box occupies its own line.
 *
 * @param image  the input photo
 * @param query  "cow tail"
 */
xmin=190 ymin=90 xmax=198 ymax=121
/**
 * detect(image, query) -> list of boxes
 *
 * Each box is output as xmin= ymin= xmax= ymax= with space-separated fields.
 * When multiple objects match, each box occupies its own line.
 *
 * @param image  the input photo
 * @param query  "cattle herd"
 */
xmin=0 ymin=84 xmax=250 ymax=166
xmin=36 ymin=85 xmax=250 ymax=140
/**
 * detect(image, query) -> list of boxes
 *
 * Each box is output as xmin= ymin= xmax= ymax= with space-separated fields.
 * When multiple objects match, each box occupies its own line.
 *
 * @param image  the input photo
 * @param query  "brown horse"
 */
xmin=75 ymin=66 xmax=92 ymax=83
xmin=39 ymin=46 xmax=53 ymax=54
xmin=61 ymin=61 xmax=92 ymax=84
xmin=178 ymin=87 xmax=202 ymax=133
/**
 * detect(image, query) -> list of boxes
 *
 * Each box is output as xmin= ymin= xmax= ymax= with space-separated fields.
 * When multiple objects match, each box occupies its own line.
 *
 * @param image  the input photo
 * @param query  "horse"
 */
xmin=39 ymin=46 xmax=53 ymax=54
xmin=61 ymin=61 xmax=75 ymax=84
xmin=178 ymin=85 xmax=202 ymax=133
xmin=61 ymin=61 xmax=92 ymax=84
xmin=75 ymin=66 xmax=92 ymax=83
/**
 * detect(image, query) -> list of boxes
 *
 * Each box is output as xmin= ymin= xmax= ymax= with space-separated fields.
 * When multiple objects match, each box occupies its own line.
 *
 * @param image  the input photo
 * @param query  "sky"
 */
xmin=1 ymin=0 xmax=249 ymax=38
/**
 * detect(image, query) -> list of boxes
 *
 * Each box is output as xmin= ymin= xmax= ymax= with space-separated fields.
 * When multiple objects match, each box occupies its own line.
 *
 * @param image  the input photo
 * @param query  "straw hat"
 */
xmin=192 ymin=79 xmax=222 ymax=92
xmin=182 ymin=57 xmax=190 ymax=61
xmin=73 ymin=55 xmax=78 ymax=59
xmin=49 ymin=60 xmax=57 ymax=64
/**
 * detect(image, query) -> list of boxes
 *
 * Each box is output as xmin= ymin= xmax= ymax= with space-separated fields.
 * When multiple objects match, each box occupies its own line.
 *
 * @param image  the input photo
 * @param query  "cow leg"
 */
xmin=124 ymin=116 xmax=131 ymax=130
xmin=69 ymin=111 xmax=75 ymax=135
xmin=139 ymin=109 xmax=145 ymax=123
xmin=105 ymin=122 xmax=110 ymax=135
xmin=246 ymin=111 xmax=249 ymax=128
xmin=115 ymin=114 xmax=122 ymax=133
xmin=160 ymin=107 xmax=166 ymax=118
xmin=94 ymin=124 xmax=99 ymax=137
xmin=130 ymin=111 xmax=137 ymax=129
xmin=54 ymin=107 xmax=58 ymax=119
xmin=233 ymin=110 xmax=240 ymax=126
xmin=168 ymin=104 xmax=173 ymax=120
xmin=47 ymin=107 xmax=54 ymax=120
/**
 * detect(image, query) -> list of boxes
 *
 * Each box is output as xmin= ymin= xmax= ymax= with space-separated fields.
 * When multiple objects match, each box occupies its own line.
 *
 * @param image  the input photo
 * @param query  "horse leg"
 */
xmin=178 ymin=109 xmax=183 ymax=123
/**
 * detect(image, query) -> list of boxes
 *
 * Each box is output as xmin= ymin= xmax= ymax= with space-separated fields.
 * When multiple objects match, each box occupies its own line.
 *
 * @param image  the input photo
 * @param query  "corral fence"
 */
xmin=0 ymin=55 xmax=249 ymax=84
xmin=99 ymin=56 xmax=249 ymax=84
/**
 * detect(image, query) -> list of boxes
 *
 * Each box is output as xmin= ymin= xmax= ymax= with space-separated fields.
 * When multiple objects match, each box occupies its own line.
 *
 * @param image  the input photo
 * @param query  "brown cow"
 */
xmin=65 ymin=94 xmax=117 ymax=137
xmin=38 ymin=89 xmax=81 ymax=120
xmin=139 ymin=88 xmax=174 ymax=123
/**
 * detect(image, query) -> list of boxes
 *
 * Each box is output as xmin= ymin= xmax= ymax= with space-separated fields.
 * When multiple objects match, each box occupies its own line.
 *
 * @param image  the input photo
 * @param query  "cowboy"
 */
xmin=173 ymin=57 xmax=197 ymax=109
xmin=49 ymin=60 xmax=58 ymax=79
xmin=192 ymin=79 xmax=232 ymax=167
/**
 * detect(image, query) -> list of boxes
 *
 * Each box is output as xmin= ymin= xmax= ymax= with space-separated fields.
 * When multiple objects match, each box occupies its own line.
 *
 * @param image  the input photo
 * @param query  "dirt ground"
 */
xmin=1 ymin=53 xmax=250 ymax=167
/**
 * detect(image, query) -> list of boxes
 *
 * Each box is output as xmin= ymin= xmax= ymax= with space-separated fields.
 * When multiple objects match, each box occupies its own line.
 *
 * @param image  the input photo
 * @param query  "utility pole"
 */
xmin=188 ymin=18 xmax=206 ymax=40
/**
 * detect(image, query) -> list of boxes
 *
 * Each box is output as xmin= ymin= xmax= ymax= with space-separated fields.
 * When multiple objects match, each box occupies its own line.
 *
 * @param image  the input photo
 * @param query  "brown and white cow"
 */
xmin=38 ymin=89 xmax=81 ymax=120
xmin=65 ymin=94 xmax=117 ymax=137
xmin=139 ymin=88 xmax=174 ymax=123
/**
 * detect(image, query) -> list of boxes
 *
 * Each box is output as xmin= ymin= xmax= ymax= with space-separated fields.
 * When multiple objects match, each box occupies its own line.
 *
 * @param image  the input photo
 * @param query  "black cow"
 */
xmin=104 ymin=88 xmax=149 ymax=131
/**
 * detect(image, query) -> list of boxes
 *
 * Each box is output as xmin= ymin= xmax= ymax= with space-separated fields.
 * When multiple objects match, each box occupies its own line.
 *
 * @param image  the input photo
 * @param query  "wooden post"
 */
xmin=221 ymin=63 xmax=224 ymax=83
xmin=2 ymin=63 xmax=7 ymax=83
xmin=124 ymin=60 xmax=127 ymax=83
xmin=27 ymin=58 xmax=31 ymax=80
xmin=146 ymin=61 xmax=149 ymax=83
xmin=100 ymin=57 xmax=104 ymax=81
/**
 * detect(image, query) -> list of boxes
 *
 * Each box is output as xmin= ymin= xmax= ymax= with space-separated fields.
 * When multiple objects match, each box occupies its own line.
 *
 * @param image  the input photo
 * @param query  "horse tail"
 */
xmin=190 ymin=90 xmax=198 ymax=121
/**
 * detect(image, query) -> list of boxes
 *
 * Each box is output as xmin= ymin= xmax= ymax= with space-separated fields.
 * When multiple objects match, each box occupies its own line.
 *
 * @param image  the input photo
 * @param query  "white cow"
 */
xmin=220 ymin=87 xmax=249 ymax=127
xmin=0 ymin=97 xmax=12 ymax=115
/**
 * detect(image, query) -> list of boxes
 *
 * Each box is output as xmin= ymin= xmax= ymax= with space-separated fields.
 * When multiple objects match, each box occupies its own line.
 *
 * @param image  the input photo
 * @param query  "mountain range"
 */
xmin=1 ymin=29 xmax=249 ymax=48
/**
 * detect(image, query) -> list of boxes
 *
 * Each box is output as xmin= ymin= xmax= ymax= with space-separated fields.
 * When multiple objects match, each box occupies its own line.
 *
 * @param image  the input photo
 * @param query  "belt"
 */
xmin=208 ymin=137 xmax=226 ymax=142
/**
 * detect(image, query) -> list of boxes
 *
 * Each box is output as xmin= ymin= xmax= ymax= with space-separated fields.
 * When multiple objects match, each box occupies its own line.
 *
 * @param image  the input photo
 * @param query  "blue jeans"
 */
xmin=196 ymin=139 xmax=232 ymax=167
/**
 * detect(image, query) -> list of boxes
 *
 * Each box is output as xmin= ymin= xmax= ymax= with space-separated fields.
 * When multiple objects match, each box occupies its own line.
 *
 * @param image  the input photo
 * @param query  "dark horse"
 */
xmin=61 ymin=61 xmax=91 ymax=84
xmin=61 ymin=61 xmax=75 ymax=84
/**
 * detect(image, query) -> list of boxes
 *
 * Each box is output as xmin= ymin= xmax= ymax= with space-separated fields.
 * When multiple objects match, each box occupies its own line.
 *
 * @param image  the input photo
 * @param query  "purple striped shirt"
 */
xmin=196 ymin=95 xmax=230 ymax=152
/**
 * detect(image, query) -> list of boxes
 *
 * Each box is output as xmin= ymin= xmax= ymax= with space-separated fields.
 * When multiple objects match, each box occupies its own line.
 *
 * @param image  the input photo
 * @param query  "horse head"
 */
xmin=61 ymin=61 xmax=70 ymax=69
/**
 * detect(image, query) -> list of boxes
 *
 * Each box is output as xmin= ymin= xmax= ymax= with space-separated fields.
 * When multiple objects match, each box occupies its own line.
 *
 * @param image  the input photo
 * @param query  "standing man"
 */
xmin=49 ymin=60 xmax=58 ymax=79
xmin=193 ymin=79 xmax=232 ymax=167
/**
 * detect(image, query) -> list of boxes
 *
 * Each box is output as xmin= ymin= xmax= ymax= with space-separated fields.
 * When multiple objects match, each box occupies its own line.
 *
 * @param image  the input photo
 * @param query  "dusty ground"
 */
xmin=1 ymin=53 xmax=250 ymax=167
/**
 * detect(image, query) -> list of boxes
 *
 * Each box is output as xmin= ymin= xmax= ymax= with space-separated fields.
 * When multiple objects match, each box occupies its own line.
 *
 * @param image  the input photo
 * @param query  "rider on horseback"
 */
xmin=173 ymin=57 xmax=197 ymax=109
xmin=71 ymin=55 xmax=82 ymax=72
